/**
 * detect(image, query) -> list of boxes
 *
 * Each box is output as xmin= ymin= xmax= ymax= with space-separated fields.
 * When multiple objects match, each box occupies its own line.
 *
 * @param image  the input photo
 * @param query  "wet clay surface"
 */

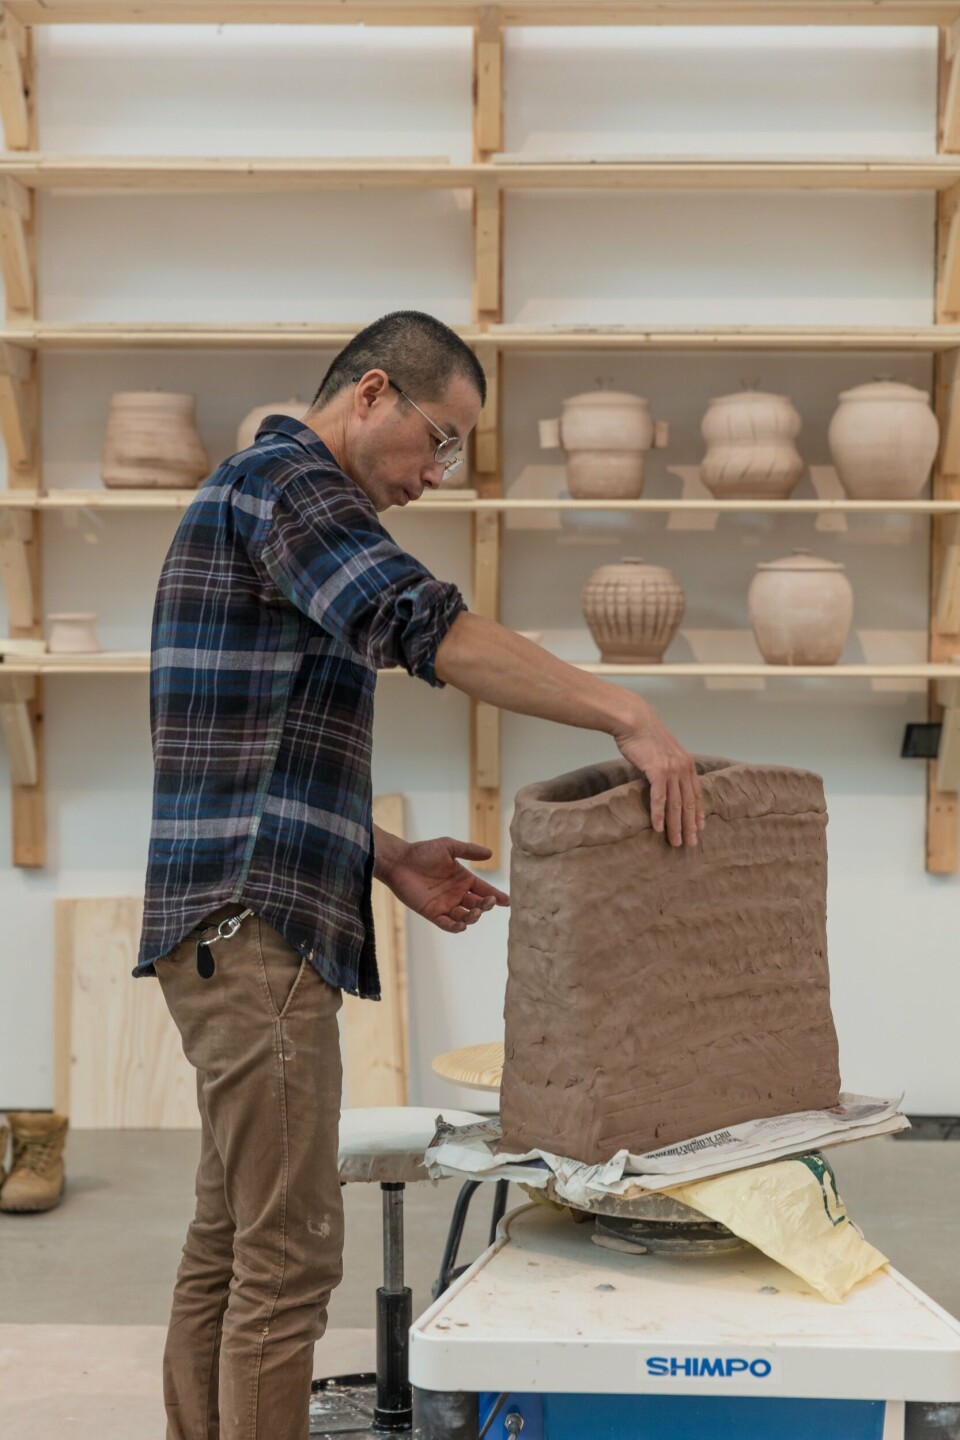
xmin=499 ymin=757 xmax=841 ymax=1166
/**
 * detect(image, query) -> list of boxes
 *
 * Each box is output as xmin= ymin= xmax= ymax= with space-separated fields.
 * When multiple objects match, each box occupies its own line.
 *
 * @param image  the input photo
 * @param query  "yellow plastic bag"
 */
xmin=666 ymin=1151 xmax=888 ymax=1304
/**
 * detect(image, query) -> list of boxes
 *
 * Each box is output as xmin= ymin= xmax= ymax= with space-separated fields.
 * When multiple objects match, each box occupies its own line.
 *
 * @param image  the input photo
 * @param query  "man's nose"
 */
xmin=421 ymin=463 xmax=445 ymax=489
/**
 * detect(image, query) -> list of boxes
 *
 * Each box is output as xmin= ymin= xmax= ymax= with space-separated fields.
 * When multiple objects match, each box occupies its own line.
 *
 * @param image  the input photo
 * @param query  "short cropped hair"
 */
xmin=311 ymin=310 xmax=486 ymax=410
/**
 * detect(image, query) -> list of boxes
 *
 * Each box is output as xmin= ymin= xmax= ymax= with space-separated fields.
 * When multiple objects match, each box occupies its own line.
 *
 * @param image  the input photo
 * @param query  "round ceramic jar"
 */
xmin=236 ymin=398 xmax=303 ymax=453
xmin=828 ymin=380 xmax=939 ymax=500
xmin=700 ymin=388 xmax=804 ymax=500
xmin=102 ymin=391 xmax=209 ymax=490
xmin=582 ymin=557 xmax=685 ymax=663
xmin=47 ymin=612 xmax=102 ymax=654
xmin=540 ymin=391 xmax=669 ymax=500
xmin=748 ymin=550 xmax=854 ymax=666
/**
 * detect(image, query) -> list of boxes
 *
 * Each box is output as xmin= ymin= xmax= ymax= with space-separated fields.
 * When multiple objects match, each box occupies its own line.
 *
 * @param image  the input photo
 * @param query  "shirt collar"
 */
xmin=255 ymin=414 xmax=339 ymax=467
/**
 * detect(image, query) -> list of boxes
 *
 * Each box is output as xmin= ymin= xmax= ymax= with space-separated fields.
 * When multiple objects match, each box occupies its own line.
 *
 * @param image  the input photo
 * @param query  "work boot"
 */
xmin=0 ymin=1111 xmax=68 ymax=1213
xmin=0 ymin=1121 xmax=8 ymax=1189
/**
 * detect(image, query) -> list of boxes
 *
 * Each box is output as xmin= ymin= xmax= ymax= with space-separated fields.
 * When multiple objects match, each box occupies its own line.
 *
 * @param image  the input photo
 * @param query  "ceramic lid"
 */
xmin=564 ymin=390 xmax=649 ymax=408
xmin=837 ymin=380 xmax=930 ymax=404
xmin=756 ymin=549 xmax=846 ymax=573
xmin=707 ymin=389 xmax=793 ymax=407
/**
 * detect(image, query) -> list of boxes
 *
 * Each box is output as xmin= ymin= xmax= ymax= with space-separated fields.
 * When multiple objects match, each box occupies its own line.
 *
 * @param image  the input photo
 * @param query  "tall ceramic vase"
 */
xmin=540 ymin=390 xmax=669 ymax=499
xmin=102 ymin=392 xmax=209 ymax=490
xmin=748 ymin=550 xmax=854 ymax=666
xmin=828 ymin=380 xmax=939 ymax=500
xmin=582 ymin=557 xmax=685 ymax=663
xmin=700 ymin=387 xmax=804 ymax=500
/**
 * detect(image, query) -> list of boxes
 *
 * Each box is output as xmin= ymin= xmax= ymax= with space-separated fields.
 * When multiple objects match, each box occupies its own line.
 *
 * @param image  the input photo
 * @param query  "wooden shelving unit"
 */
xmin=1 ymin=3 xmax=960 ymax=870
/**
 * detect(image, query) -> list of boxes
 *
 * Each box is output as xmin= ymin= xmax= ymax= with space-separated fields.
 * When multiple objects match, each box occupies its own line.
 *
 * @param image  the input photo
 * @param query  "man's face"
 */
xmin=347 ymin=370 xmax=482 ymax=512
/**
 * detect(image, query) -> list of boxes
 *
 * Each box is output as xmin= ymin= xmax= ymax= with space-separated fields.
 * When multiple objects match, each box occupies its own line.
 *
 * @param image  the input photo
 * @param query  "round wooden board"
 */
xmin=431 ymin=1041 xmax=504 ymax=1092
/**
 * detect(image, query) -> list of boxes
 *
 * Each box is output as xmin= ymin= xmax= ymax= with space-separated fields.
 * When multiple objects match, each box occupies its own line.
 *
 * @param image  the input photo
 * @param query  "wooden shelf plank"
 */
xmin=4 ymin=654 xmax=958 ymax=679
xmin=4 ymin=490 xmax=960 ymax=513
xmin=8 ymin=1 xmax=960 ymax=27
xmin=491 ymin=325 xmax=960 ymax=352
xmin=1 ymin=323 xmax=957 ymax=352
xmin=4 ymin=154 xmax=960 ymax=192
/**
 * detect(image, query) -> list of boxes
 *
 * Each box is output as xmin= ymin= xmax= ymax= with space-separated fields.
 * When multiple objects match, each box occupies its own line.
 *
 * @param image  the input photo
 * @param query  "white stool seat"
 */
xmin=338 ymin=1106 xmax=486 ymax=1185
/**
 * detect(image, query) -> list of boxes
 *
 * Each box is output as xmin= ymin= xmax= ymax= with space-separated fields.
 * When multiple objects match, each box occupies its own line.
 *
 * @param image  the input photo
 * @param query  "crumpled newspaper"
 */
xmin=425 ymin=1093 xmax=908 ymax=1203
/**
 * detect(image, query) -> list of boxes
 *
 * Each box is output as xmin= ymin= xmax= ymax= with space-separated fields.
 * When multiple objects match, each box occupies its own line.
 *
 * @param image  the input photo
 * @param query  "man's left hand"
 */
xmin=380 ymin=837 xmax=510 ymax=934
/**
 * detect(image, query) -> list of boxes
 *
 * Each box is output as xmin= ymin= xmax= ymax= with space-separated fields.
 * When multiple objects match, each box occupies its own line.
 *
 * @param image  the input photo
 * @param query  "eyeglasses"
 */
xmin=351 ymin=373 xmax=465 ymax=478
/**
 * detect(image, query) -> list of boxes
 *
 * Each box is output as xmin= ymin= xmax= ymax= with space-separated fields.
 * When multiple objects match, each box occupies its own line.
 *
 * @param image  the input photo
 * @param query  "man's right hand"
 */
xmin=612 ymin=698 xmax=705 ymax=848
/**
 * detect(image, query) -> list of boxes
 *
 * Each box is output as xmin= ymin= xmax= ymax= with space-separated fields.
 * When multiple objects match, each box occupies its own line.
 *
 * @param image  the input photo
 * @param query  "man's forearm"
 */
xmin=372 ymin=824 xmax=407 ymax=883
xmin=434 ymin=611 xmax=641 ymax=738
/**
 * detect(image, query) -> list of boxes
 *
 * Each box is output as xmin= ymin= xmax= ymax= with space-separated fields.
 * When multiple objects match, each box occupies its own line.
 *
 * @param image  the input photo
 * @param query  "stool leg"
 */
xmin=432 ymin=1180 xmax=481 ymax=1300
xmin=488 ymin=1179 xmax=510 ymax=1246
xmin=375 ymin=1181 xmax=412 ymax=1432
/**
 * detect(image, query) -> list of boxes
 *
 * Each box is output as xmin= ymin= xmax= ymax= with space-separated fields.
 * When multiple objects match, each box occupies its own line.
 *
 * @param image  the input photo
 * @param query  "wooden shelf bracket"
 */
xmin=0 ymin=668 xmax=35 ymax=784
xmin=0 ymin=8 xmax=29 ymax=152
xmin=0 ymin=338 xmax=35 ymax=473
xmin=0 ymin=506 xmax=36 ymax=631
xmin=0 ymin=174 xmax=33 ymax=316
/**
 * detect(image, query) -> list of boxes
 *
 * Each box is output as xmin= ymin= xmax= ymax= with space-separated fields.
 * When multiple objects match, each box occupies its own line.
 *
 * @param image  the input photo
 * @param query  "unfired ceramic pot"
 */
xmin=102 ymin=392 xmax=209 ymax=490
xmin=828 ymin=380 xmax=939 ymax=500
xmin=582 ymin=557 xmax=685 ymax=663
xmin=47 ymin=612 xmax=101 ymax=654
xmin=748 ymin=550 xmax=853 ymax=666
xmin=540 ymin=390 xmax=669 ymax=499
xmin=236 ymin=397 xmax=304 ymax=453
xmin=700 ymin=387 xmax=804 ymax=500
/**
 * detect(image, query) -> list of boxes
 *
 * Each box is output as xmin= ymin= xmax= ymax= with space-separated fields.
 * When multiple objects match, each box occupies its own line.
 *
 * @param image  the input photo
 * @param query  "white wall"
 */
xmin=0 ymin=23 xmax=956 ymax=1117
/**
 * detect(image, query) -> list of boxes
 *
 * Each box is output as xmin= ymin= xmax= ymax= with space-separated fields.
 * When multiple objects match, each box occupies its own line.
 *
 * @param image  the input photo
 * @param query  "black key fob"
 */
xmin=196 ymin=941 xmax=216 ymax=980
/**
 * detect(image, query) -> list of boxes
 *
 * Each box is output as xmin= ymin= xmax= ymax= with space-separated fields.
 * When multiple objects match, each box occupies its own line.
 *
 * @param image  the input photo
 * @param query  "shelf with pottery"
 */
xmin=5 ymin=154 xmax=960 ymax=192
xmin=4 ymin=1 xmax=960 ymax=27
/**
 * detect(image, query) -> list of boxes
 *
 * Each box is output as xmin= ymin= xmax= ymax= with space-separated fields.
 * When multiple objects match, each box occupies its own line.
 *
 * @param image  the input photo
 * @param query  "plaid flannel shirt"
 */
xmin=134 ymin=415 xmax=467 ymax=998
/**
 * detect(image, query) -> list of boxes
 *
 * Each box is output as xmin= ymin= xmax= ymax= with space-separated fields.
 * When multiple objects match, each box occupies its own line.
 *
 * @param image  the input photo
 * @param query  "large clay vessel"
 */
xmin=236 ymin=397 xmax=304 ymax=453
xmin=828 ymin=380 xmax=939 ymax=500
xmin=582 ymin=557 xmax=685 ymax=663
xmin=500 ymin=757 xmax=841 ymax=1165
xmin=102 ymin=392 xmax=209 ymax=490
xmin=700 ymin=387 xmax=804 ymax=500
xmin=748 ymin=550 xmax=853 ymax=666
xmin=540 ymin=390 xmax=669 ymax=499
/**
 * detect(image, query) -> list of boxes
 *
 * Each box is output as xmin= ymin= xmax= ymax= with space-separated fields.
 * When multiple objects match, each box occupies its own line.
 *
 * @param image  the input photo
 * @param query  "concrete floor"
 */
xmin=0 ymin=1129 xmax=958 ymax=1326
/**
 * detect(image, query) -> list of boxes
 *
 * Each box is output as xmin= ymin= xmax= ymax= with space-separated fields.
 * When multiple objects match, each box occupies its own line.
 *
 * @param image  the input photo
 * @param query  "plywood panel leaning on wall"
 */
xmin=500 ymin=757 xmax=841 ymax=1166
xmin=54 ymin=897 xmax=198 ymax=1129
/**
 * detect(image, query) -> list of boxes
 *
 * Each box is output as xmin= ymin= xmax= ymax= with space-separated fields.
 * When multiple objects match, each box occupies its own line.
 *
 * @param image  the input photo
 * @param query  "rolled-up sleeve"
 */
xmin=258 ymin=472 xmax=467 ymax=686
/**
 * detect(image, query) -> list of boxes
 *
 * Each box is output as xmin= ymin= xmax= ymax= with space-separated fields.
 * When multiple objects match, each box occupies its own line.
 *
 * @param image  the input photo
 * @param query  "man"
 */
xmin=135 ymin=310 xmax=703 ymax=1440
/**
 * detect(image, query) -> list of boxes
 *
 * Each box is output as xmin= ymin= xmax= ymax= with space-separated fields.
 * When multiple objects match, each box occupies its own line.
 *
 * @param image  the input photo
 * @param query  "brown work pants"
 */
xmin=155 ymin=906 xmax=345 ymax=1440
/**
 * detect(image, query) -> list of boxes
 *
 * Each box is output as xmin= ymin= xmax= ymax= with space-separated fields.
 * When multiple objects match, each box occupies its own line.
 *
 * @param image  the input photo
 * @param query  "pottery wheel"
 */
xmin=591 ymin=1211 xmax=746 ymax=1257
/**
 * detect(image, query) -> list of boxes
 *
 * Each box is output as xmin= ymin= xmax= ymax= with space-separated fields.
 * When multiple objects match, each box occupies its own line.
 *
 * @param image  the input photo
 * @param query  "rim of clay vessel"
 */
xmin=706 ymin=389 xmax=794 ymax=408
xmin=110 ymin=391 xmax=196 ymax=407
xmin=564 ymin=391 xmax=650 ymax=408
xmin=48 ymin=611 xmax=98 ymax=621
xmin=756 ymin=548 xmax=846 ymax=573
xmin=836 ymin=380 xmax=930 ymax=404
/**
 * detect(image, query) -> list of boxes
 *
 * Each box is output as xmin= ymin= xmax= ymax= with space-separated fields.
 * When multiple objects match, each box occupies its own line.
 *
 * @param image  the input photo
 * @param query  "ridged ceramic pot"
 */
xmin=748 ymin=551 xmax=854 ymax=666
xmin=102 ymin=392 xmax=209 ymax=490
xmin=236 ymin=397 xmax=303 ymax=453
xmin=828 ymin=380 xmax=939 ymax=500
xmin=582 ymin=557 xmax=685 ymax=663
xmin=540 ymin=391 xmax=669 ymax=499
xmin=700 ymin=388 xmax=804 ymax=500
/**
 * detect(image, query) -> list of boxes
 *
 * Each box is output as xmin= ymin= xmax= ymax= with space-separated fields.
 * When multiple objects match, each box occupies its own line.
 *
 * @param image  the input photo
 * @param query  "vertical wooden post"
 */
xmin=2 ymin=18 xmax=42 ymax=866
xmin=469 ymin=9 xmax=504 ymax=867
xmin=928 ymin=29 xmax=960 ymax=875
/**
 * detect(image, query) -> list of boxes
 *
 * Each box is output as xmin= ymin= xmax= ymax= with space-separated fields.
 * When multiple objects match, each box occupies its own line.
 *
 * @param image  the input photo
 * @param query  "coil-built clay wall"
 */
xmin=500 ymin=757 xmax=841 ymax=1165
